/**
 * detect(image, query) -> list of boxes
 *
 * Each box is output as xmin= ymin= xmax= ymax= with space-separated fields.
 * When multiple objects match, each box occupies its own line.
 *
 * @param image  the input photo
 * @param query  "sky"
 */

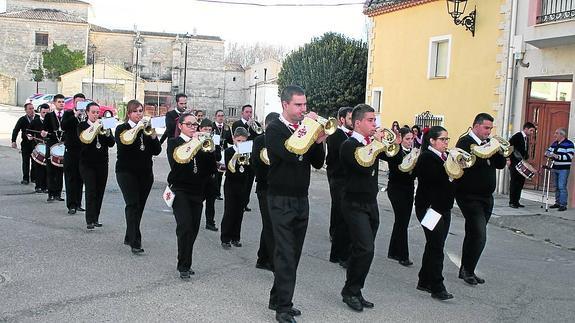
xmin=0 ymin=0 xmax=369 ymax=48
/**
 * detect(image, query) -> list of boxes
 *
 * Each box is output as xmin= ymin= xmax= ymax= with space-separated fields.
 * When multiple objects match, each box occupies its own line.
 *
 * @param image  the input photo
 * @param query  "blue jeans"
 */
xmin=553 ymin=169 xmax=570 ymax=206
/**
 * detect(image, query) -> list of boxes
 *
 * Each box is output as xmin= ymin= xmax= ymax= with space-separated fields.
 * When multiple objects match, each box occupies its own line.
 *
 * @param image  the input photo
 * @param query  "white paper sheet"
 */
xmin=212 ymin=134 xmax=221 ymax=145
xmin=151 ymin=116 xmax=166 ymax=129
xmin=76 ymin=101 xmax=90 ymax=110
xmin=421 ymin=208 xmax=442 ymax=231
xmin=101 ymin=117 xmax=117 ymax=130
xmin=238 ymin=140 xmax=253 ymax=154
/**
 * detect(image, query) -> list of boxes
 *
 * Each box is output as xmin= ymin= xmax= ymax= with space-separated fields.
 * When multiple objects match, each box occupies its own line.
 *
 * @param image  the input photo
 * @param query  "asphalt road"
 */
xmin=0 ymin=106 xmax=574 ymax=322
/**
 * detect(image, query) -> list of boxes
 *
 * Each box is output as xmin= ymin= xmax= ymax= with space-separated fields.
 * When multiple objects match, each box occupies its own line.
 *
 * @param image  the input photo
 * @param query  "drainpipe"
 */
xmin=498 ymin=0 xmax=519 ymax=194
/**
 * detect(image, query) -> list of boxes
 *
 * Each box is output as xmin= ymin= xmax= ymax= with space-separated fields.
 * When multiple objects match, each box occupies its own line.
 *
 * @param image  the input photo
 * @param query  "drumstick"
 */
xmin=26 ymin=129 xmax=53 ymax=134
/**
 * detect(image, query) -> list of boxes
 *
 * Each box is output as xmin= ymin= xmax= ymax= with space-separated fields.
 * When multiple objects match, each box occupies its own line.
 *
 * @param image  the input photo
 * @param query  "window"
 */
xmin=428 ymin=35 xmax=451 ymax=79
xmin=152 ymin=61 xmax=161 ymax=75
xmin=530 ymin=81 xmax=573 ymax=101
xmin=371 ymin=88 xmax=382 ymax=112
xmin=35 ymin=32 xmax=48 ymax=46
xmin=227 ymin=106 xmax=238 ymax=117
xmin=232 ymin=77 xmax=236 ymax=82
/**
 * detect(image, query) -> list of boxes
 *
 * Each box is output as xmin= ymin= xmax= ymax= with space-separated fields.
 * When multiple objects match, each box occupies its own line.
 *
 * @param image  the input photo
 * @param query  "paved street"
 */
xmin=0 ymin=106 xmax=574 ymax=322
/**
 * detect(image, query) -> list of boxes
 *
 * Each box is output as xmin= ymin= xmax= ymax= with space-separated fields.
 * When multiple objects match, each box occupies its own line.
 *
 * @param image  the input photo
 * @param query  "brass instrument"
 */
xmin=380 ymin=128 xmax=401 ymax=157
xmin=172 ymin=133 xmax=215 ymax=164
xmin=228 ymin=153 xmax=250 ymax=173
xmin=120 ymin=116 xmax=155 ymax=145
xmin=285 ymin=115 xmax=338 ymax=155
xmin=260 ymin=147 xmax=270 ymax=165
xmin=470 ymin=135 xmax=514 ymax=158
xmin=353 ymin=128 xmax=400 ymax=167
xmin=444 ymin=148 xmax=476 ymax=180
xmin=79 ymin=120 xmax=110 ymax=144
xmin=248 ymin=119 xmax=264 ymax=135
xmin=398 ymin=148 xmax=420 ymax=173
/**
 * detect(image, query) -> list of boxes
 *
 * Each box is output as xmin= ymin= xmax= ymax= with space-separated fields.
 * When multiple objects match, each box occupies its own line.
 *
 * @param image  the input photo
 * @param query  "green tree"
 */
xmin=42 ymin=43 xmax=85 ymax=80
xmin=277 ymin=32 xmax=368 ymax=117
xmin=31 ymin=68 xmax=44 ymax=93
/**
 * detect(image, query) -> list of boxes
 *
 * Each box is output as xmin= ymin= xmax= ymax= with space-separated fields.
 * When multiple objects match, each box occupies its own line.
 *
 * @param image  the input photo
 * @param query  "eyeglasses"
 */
xmin=182 ymin=122 xmax=198 ymax=128
xmin=437 ymin=137 xmax=450 ymax=142
xmin=134 ymin=109 xmax=144 ymax=113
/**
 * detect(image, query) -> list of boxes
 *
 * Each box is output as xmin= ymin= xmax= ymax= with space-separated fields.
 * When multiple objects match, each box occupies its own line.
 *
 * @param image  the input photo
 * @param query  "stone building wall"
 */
xmin=0 ymin=73 xmax=17 ymax=105
xmin=5 ymin=0 xmax=90 ymax=20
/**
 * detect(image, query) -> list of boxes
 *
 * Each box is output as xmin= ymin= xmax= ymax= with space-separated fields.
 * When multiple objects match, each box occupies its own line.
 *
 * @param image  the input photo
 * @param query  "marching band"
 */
xmin=10 ymin=88 xmax=572 ymax=323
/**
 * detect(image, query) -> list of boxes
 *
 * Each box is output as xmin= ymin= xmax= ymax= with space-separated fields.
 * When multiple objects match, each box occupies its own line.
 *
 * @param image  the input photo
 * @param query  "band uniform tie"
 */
xmin=441 ymin=152 xmax=447 ymax=161
xmin=364 ymin=136 xmax=371 ymax=145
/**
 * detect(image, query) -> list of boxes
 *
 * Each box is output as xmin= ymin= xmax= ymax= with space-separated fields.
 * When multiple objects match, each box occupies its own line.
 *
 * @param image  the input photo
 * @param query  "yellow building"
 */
xmin=364 ymin=0 xmax=509 ymax=139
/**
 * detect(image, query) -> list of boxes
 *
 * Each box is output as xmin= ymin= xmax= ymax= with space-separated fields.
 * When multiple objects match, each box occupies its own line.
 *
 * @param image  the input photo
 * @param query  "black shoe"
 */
xmin=558 ymin=206 xmax=567 ymax=211
xmin=86 ymin=224 xmax=95 ymax=230
xmin=517 ymin=203 xmax=525 ymax=208
xmin=68 ymin=208 xmax=76 ymax=215
xmin=244 ymin=206 xmax=251 ymax=212
xmin=216 ymin=196 xmax=223 ymax=200
xmin=459 ymin=267 xmax=478 ymax=285
xmin=180 ymin=270 xmax=191 ymax=280
xmin=509 ymin=203 xmax=519 ymax=209
xmin=47 ymin=196 xmax=54 ymax=202
xmin=221 ymin=242 xmax=231 ymax=249
xmin=338 ymin=260 xmax=349 ymax=269
xmin=231 ymin=240 xmax=242 ymax=247
xmin=21 ymin=180 xmax=29 ymax=185
xmin=205 ymin=224 xmax=218 ymax=231
xmin=416 ymin=283 xmax=432 ymax=293
xmin=399 ymin=259 xmax=413 ymax=267
xmin=474 ymin=274 xmax=485 ymax=284
xmin=342 ymin=295 xmax=363 ymax=312
xmin=275 ymin=312 xmax=296 ymax=323
xmin=42 ymin=189 xmax=49 ymax=193
xmin=358 ymin=295 xmax=374 ymax=308
xmin=549 ymin=203 xmax=560 ymax=209
xmin=77 ymin=207 xmax=86 ymax=212
xmin=256 ymin=262 xmax=274 ymax=272
xmin=131 ymin=247 xmax=145 ymax=254
xmin=54 ymin=196 xmax=64 ymax=201
xmin=431 ymin=290 xmax=454 ymax=300
xmin=93 ymin=222 xmax=102 ymax=228
xmin=268 ymin=304 xmax=301 ymax=317
xmin=35 ymin=188 xmax=42 ymax=193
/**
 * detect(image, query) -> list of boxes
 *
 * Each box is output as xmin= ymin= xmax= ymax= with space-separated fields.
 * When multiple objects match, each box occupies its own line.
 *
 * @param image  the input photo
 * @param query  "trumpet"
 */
xmin=248 ymin=119 xmax=263 ymax=135
xmin=260 ymin=147 xmax=270 ymax=165
xmin=398 ymin=147 xmax=420 ymax=173
xmin=284 ymin=113 xmax=338 ymax=155
xmin=379 ymin=128 xmax=401 ymax=157
xmin=470 ymin=135 xmax=514 ymax=159
xmin=305 ymin=113 xmax=337 ymax=136
xmin=120 ymin=116 xmax=156 ymax=145
xmin=79 ymin=119 xmax=110 ymax=144
xmin=173 ymin=133 xmax=215 ymax=164
xmin=445 ymin=148 xmax=476 ymax=180
xmin=353 ymin=128 xmax=400 ymax=167
xmin=228 ymin=153 xmax=250 ymax=173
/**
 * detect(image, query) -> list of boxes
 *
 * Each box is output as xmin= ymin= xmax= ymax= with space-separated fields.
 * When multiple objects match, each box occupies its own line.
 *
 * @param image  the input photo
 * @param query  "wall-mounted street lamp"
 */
xmin=446 ymin=0 xmax=476 ymax=37
xmin=133 ymin=32 xmax=144 ymax=99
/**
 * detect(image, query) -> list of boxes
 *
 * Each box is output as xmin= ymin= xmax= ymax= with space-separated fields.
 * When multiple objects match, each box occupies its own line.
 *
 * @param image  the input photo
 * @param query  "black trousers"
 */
xmin=204 ymin=175 xmax=218 ymax=226
xmin=509 ymin=166 xmax=525 ymax=205
xmin=416 ymin=207 xmax=451 ymax=293
xmin=34 ymin=163 xmax=47 ymax=190
xmin=21 ymin=143 xmax=34 ymax=181
xmin=172 ymin=190 xmax=203 ymax=272
xmin=46 ymin=151 xmax=63 ymax=198
xmin=256 ymin=190 xmax=275 ymax=268
xmin=387 ymin=183 xmax=414 ymax=261
xmin=220 ymin=182 xmax=246 ymax=243
xmin=268 ymin=194 xmax=309 ymax=313
xmin=456 ymin=194 xmax=493 ymax=274
xmin=341 ymin=199 xmax=379 ymax=297
xmin=80 ymin=162 xmax=108 ymax=225
xmin=116 ymin=171 xmax=154 ymax=249
xmin=216 ymin=171 xmax=223 ymax=197
xmin=64 ymin=149 xmax=83 ymax=209
xmin=243 ymin=170 xmax=255 ymax=208
xmin=328 ymin=177 xmax=351 ymax=262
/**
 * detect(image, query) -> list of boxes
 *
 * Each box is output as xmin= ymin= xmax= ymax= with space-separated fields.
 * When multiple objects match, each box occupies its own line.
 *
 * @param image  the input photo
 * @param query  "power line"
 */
xmin=195 ymin=0 xmax=364 ymax=7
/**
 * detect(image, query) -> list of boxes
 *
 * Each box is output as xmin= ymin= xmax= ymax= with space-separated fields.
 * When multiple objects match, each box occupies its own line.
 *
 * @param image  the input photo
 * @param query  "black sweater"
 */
xmin=224 ymin=147 xmax=250 ymax=191
xmin=265 ymin=118 xmax=325 ymax=197
xmin=61 ymin=110 xmax=81 ymax=150
xmin=114 ymin=122 xmax=162 ymax=173
xmin=414 ymin=149 xmax=455 ymax=212
xmin=382 ymin=148 xmax=416 ymax=188
xmin=232 ymin=119 xmax=263 ymax=141
xmin=455 ymin=135 xmax=506 ymax=196
xmin=326 ymin=128 xmax=349 ymax=180
xmin=43 ymin=111 xmax=65 ymax=146
xmin=167 ymin=137 xmax=213 ymax=198
xmin=340 ymin=137 xmax=383 ymax=203
xmin=77 ymin=121 xmax=115 ymax=165
xmin=11 ymin=114 xmax=36 ymax=147
xmin=251 ymin=134 xmax=269 ymax=193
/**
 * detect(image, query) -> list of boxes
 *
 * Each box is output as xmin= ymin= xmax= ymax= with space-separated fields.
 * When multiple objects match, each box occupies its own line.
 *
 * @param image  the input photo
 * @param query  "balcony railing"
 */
xmin=537 ymin=0 xmax=575 ymax=24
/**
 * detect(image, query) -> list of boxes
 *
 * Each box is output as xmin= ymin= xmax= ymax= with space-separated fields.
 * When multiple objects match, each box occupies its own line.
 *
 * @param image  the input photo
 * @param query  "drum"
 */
xmin=50 ymin=143 xmax=66 ymax=168
xmin=515 ymin=160 xmax=536 ymax=180
xmin=32 ymin=143 xmax=47 ymax=166
xmin=543 ymin=157 xmax=555 ymax=169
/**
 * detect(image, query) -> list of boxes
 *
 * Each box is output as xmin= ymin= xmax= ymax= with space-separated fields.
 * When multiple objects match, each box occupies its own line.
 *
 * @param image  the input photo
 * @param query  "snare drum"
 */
xmin=32 ymin=143 xmax=47 ymax=166
xmin=50 ymin=143 xmax=66 ymax=168
xmin=515 ymin=160 xmax=536 ymax=180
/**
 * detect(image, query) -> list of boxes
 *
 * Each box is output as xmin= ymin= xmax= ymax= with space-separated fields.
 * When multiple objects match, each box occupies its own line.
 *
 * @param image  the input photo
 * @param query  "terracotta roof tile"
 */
xmin=0 ymin=8 xmax=87 ymax=23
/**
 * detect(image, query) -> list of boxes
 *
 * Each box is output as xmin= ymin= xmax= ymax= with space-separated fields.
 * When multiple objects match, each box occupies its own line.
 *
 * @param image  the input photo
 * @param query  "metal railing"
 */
xmin=537 ymin=0 xmax=575 ymax=24
xmin=414 ymin=111 xmax=444 ymax=128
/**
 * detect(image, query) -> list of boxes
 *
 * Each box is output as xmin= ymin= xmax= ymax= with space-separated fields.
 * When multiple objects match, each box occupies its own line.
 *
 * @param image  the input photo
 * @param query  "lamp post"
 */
xmin=446 ymin=0 xmax=476 ymax=36
xmin=133 ymin=32 xmax=143 ymax=99
xmin=89 ymin=44 xmax=96 ymax=99
xmin=182 ymin=32 xmax=191 ymax=95
xmin=253 ymin=73 xmax=258 ymax=120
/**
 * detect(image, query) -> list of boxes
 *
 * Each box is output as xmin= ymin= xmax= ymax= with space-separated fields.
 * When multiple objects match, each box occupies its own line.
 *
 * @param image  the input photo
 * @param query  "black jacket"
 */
xmin=455 ymin=135 xmax=506 ymax=196
xmin=43 ymin=110 xmax=65 ymax=147
xmin=340 ymin=137 xmax=383 ymax=203
xmin=382 ymin=148 xmax=415 ymax=188
xmin=251 ymin=134 xmax=269 ymax=193
xmin=326 ymin=128 xmax=350 ymax=180
xmin=232 ymin=119 xmax=262 ymax=141
xmin=167 ymin=136 xmax=213 ymax=198
xmin=509 ymin=131 xmax=528 ymax=166
xmin=414 ymin=149 xmax=455 ymax=212
xmin=160 ymin=109 xmax=181 ymax=144
xmin=61 ymin=110 xmax=82 ymax=150
xmin=212 ymin=122 xmax=233 ymax=150
xmin=115 ymin=122 xmax=162 ymax=173
xmin=12 ymin=114 xmax=36 ymax=147
xmin=265 ymin=118 xmax=325 ymax=197
xmin=223 ymin=146 xmax=251 ymax=190
xmin=78 ymin=121 xmax=115 ymax=165
xmin=30 ymin=116 xmax=46 ymax=141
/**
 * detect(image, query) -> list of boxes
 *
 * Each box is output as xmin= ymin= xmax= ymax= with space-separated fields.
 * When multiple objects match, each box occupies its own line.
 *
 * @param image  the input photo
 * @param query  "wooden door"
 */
xmin=525 ymin=101 xmax=570 ymax=190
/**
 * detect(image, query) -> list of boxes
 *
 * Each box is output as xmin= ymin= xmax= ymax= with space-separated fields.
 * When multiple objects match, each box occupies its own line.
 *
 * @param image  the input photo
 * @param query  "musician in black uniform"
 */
xmin=232 ymin=104 xmax=263 ymax=212
xmin=339 ymin=104 xmax=391 ymax=312
xmin=115 ymin=100 xmax=162 ymax=254
xmin=78 ymin=102 xmax=115 ymax=230
xmin=252 ymin=112 xmax=280 ymax=272
xmin=167 ymin=113 xmax=213 ymax=279
xmin=508 ymin=122 xmax=536 ymax=208
xmin=160 ymin=93 xmax=188 ymax=144
xmin=30 ymin=104 xmax=50 ymax=193
xmin=11 ymin=103 xmax=37 ymax=185
xmin=414 ymin=126 xmax=454 ymax=301
xmin=220 ymin=127 xmax=251 ymax=249
xmin=61 ymin=93 xmax=86 ymax=214
xmin=266 ymin=85 xmax=326 ymax=323
xmin=212 ymin=109 xmax=232 ymax=200
xmin=326 ymin=106 xmax=353 ymax=267
xmin=385 ymin=127 xmax=416 ymax=267
xmin=198 ymin=118 xmax=221 ymax=232
xmin=455 ymin=113 xmax=507 ymax=285
xmin=41 ymin=94 xmax=66 ymax=202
